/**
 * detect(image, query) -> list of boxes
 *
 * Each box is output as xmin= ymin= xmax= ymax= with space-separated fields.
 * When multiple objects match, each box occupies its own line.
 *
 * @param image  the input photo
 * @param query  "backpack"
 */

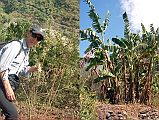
xmin=0 ymin=41 xmax=22 ymax=91
xmin=0 ymin=41 xmax=8 ymax=50
xmin=0 ymin=40 xmax=22 ymax=58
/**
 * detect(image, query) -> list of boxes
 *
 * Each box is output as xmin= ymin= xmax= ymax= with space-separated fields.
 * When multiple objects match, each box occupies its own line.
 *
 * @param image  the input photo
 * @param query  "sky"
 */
xmin=80 ymin=0 xmax=159 ymax=56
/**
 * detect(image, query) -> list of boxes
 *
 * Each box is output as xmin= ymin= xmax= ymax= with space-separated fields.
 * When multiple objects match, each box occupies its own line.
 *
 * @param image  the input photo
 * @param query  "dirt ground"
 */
xmin=1 ymin=103 xmax=159 ymax=120
xmin=0 ymin=112 xmax=79 ymax=120
xmin=96 ymin=102 xmax=159 ymax=120
xmin=0 ymin=106 xmax=80 ymax=120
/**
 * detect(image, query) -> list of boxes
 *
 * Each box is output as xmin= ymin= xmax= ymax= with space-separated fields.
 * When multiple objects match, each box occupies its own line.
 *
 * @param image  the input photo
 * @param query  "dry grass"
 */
xmin=0 ymin=104 xmax=79 ymax=120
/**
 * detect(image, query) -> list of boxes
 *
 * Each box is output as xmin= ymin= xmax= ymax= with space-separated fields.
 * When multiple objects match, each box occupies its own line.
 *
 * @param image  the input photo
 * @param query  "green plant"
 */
xmin=80 ymin=86 xmax=97 ymax=120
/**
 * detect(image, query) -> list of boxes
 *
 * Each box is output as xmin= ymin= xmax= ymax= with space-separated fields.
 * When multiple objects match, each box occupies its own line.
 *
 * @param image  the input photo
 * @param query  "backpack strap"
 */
xmin=14 ymin=40 xmax=22 ymax=58
xmin=0 ymin=42 xmax=8 ymax=50
xmin=0 ymin=40 xmax=23 ymax=75
xmin=0 ymin=40 xmax=22 ymax=58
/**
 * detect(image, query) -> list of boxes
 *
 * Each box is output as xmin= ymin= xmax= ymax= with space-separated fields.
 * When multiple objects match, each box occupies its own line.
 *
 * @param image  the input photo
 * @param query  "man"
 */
xmin=0 ymin=25 xmax=44 ymax=120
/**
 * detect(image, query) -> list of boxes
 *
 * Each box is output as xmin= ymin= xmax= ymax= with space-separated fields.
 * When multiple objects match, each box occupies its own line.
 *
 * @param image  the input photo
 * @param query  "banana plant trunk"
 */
xmin=123 ymin=53 xmax=128 ymax=103
xmin=140 ymin=58 xmax=153 ymax=104
xmin=134 ymin=63 xmax=140 ymax=102
xmin=146 ymin=58 xmax=153 ymax=104
xmin=129 ymin=65 xmax=136 ymax=103
xmin=104 ymin=50 xmax=119 ymax=104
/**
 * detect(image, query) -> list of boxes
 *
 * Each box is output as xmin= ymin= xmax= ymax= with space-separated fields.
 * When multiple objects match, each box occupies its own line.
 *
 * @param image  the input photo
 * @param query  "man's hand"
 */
xmin=28 ymin=64 xmax=42 ymax=73
xmin=3 ymin=80 xmax=15 ymax=101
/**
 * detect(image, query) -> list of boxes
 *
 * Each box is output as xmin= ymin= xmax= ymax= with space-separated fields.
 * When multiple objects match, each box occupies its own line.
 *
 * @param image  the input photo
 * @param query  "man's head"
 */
xmin=26 ymin=26 xmax=45 ymax=48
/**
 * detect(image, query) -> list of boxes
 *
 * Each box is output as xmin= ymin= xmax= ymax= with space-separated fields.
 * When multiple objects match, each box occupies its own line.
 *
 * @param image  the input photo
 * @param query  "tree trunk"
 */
xmin=123 ymin=54 xmax=128 ymax=103
xmin=128 ymin=67 xmax=135 ymax=103
xmin=135 ymin=63 xmax=140 ymax=102
xmin=146 ymin=59 xmax=153 ymax=104
xmin=140 ymin=60 xmax=152 ymax=104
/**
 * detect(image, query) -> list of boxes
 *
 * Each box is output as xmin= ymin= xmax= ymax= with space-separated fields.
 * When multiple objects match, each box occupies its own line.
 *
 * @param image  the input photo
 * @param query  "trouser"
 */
xmin=0 ymin=88 xmax=18 ymax=120
xmin=0 ymin=74 xmax=20 ymax=120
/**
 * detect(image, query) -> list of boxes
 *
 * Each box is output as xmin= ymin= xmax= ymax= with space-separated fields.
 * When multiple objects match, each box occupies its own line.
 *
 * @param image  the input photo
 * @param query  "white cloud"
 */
xmin=120 ymin=0 xmax=159 ymax=32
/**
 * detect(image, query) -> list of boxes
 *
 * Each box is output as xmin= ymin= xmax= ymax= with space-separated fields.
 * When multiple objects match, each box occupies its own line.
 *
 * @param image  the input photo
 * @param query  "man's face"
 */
xmin=26 ymin=32 xmax=43 ymax=48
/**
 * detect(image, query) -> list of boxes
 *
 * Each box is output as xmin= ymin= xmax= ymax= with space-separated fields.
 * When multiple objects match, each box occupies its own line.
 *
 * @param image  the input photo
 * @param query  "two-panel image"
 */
xmin=0 ymin=0 xmax=159 ymax=120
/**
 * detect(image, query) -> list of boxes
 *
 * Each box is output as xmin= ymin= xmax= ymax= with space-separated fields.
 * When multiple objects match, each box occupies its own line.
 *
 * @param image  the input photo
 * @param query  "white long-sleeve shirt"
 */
xmin=0 ymin=39 xmax=30 ymax=81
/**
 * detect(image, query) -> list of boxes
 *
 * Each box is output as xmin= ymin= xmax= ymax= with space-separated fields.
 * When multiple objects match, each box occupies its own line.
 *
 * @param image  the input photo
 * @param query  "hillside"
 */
xmin=0 ymin=0 xmax=79 ymax=36
xmin=0 ymin=0 xmax=80 ymax=119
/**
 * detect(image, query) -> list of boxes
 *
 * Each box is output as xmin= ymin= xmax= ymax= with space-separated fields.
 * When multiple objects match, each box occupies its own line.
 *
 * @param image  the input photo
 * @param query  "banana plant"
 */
xmin=80 ymin=0 xmax=119 ymax=103
xmin=139 ymin=24 xmax=159 ymax=104
xmin=80 ymin=0 xmax=114 ymax=80
xmin=111 ymin=12 xmax=149 ymax=103
xmin=111 ymin=12 xmax=159 ymax=104
xmin=81 ymin=0 xmax=159 ymax=104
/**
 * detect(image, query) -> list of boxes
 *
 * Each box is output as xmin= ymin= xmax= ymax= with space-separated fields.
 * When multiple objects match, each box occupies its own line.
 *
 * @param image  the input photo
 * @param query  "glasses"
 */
xmin=31 ymin=32 xmax=43 ymax=41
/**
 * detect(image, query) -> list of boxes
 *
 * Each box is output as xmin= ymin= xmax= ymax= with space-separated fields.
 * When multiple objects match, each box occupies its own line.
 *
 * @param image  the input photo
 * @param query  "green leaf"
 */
xmin=122 ymin=38 xmax=132 ymax=49
xmin=141 ymin=23 xmax=146 ymax=34
xmin=102 ymin=11 xmax=110 ymax=32
xmin=94 ymin=76 xmax=108 ymax=83
xmin=80 ymin=28 xmax=101 ymax=42
xmin=112 ymin=38 xmax=127 ymax=48
xmin=94 ymin=71 xmax=115 ymax=83
xmin=150 ymin=24 xmax=155 ymax=34
xmin=85 ymin=52 xmax=104 ymax=71
xmin=88 ymin=10 xmax=103 ymax=33
xmin=80 ymin=30 xmax=88 ymax=40
xmin=114 ymin=63 xmax=122 ymax=75
xmin=101 ymin=70 xmax=115 ymax=78
xmin=85 ymin=46 xmax=92 ymax=54
xmin=123 ymin=12 xmax=131 ymax=38
xmin=84 ymin=0 xmax=103 ymax=33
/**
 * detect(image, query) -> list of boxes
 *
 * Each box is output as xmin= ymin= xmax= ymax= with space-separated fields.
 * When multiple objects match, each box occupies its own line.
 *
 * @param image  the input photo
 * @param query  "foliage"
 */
xmin=80 ymin=0 xmax=159 ymax=107
xmin=0 ymin=0 xmax=79 ymax=119
xmin=80 ymin=86 xmax=97 ymax=120
xmin=80 ymin=0 xmax=115 ymax=94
